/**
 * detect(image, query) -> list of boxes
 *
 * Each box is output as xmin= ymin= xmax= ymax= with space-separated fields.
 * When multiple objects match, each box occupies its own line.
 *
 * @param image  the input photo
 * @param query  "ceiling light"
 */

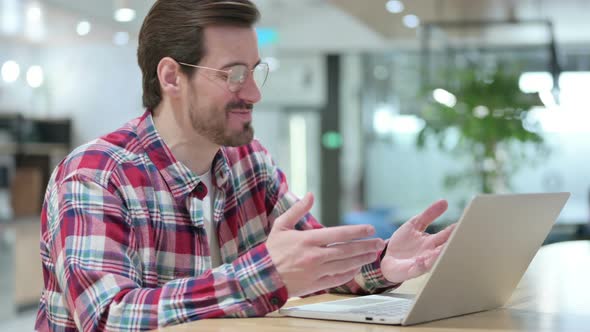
xmin=114 ymin=8 xmax=136 ymax=22
xmin=403 ymin=14 xmax=420 ymax=28
xmin=1 ymin=60 xmax=20 ymax=83
xmin=25 ymin=1 xmax=44 ymax=41
xmin=433 ymin=88 xmax=457 ymax=108
xmin=113 ymin=31 xmax=130 ymax=46
xmin=76 ymin=21 xmax=91 ymax=36
xmin=558 ymin=71 xmax=590 ymax=108
xmin=26 ymin=3 xmax=41 ymax=21
xmin=373 ymin=104 xmax=397 ymax=135
xmin=391 ymin=115 xmax=425 ymax=134
xmin=373 ymin=107 xmax=395 ymax=135
xmin=1 ymin=0 xmax=21 ymax=36
xmin=518 ymin=72 xmax=553 ymax=93
xmin=538 ymin=90 xmax=557 ymax=109
xmin=26 ymin=65 xmax=43 ymax=88
xmin=386 ymin=0 xmax=404 ymax=14
xmin=473 ymin=105 xmax=490 ymax=119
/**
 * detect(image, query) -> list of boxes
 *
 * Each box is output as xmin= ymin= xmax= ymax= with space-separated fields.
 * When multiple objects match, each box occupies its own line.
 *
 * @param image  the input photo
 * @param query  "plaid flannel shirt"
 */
xmin=35 ymin=111 xmax=394 ymax=331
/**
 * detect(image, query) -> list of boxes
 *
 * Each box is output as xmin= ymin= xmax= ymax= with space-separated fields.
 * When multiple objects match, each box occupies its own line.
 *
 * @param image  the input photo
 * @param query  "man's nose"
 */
xmin=236 ymin=74 xmax=262 ymax=104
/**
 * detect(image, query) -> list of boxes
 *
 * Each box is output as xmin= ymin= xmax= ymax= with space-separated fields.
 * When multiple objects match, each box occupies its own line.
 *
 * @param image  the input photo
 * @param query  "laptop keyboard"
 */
xmin=348 ymin=300 xmax=413 ymax=316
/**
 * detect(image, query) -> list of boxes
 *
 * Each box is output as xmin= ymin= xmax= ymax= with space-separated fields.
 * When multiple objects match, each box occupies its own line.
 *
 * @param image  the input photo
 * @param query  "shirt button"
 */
xmin=270 ymin=297 xmax=280 ymax=306
xmin=195 ymin=182 xmax=208 ymax=199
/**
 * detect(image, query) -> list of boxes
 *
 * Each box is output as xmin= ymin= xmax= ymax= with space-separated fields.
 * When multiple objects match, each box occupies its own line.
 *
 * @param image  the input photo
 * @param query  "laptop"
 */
xmin=280 ymin=192 xmax=570 ymax=325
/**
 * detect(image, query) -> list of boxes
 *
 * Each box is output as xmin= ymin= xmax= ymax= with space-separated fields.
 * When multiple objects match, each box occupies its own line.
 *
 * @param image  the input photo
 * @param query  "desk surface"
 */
xmin=157 ymin=241 xmax=590 ymax=332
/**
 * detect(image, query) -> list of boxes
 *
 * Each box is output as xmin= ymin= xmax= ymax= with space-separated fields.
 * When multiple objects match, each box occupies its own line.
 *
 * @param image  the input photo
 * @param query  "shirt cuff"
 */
xmin=232 ymin=242 xmax=288 ymax=315
xmin=358 ymin=247 xmax=400 ymax=293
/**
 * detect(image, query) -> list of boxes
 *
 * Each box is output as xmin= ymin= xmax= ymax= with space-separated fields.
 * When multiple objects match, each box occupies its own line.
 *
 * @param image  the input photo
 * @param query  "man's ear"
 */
xmin=157 ymin=57 xmax=182 ymax=97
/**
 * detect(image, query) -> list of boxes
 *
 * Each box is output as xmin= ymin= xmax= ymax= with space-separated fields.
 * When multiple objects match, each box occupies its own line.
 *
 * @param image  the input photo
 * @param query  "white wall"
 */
xmin=1 ymin=42 xmax=142 ymax=146
xmin=258 ymin=54 xmax=325 ymax=107
xmin=0 ymin=44 xmax=43 ymax=115
xmin=275 ymin=4 xmax=388 ymax=52
xmin=42 ymin=43 xmax=143 ymax=146
xmin=512 ymin=132 xmax=590 ymax=223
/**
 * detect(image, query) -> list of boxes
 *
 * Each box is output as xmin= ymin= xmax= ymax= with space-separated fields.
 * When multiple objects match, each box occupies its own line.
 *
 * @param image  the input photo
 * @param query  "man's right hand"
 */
xmin=266 ymin=193 xmax=386 ymax=297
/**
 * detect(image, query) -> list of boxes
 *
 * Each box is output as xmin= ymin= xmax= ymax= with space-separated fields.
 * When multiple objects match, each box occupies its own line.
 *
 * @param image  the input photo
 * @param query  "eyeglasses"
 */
xmin=178 ymin=61 xmax=269 ymax=93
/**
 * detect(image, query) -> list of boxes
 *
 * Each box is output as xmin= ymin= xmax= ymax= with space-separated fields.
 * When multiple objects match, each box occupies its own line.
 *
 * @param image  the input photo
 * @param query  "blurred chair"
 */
xmin=342 ymin=207 xmax=398 ymax=239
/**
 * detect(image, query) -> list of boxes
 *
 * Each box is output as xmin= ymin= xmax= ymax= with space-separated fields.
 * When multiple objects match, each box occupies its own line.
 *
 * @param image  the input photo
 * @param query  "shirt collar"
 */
xmin=136 ymin=110 xmax=232 ymax=200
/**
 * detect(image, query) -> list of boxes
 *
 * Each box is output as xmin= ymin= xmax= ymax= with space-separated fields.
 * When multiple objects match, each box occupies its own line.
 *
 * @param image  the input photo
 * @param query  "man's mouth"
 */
xmin=230 ymin=109 xmax=252 ymax=114
xmin=228 ymin=109 xmax=252 ymax=122
xmin=227 ymin=102 xmax=253 ymax=111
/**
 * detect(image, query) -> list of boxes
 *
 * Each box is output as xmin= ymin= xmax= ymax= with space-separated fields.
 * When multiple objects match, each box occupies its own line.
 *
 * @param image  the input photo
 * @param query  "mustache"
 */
xmin=226 ymin=101 xmax=253 ymax=111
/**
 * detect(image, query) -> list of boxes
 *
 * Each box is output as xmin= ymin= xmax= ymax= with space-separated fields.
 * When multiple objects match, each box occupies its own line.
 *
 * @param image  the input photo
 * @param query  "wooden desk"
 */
xmin=157 ymin=241 xmax=590 ymax=332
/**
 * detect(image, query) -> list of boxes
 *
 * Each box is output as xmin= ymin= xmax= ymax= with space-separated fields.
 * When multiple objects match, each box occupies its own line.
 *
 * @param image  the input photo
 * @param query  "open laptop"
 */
xmin=280 ymin=192 xmax=570 ymax=325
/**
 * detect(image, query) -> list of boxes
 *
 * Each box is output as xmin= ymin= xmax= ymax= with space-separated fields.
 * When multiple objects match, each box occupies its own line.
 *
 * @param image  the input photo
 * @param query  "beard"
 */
xmin=189 ymin=100 xmax=254 ymax=147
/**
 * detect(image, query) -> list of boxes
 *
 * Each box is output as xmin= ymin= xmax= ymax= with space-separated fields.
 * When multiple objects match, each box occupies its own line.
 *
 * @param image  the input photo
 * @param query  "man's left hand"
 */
xmin=381 ymin=200 xmax=456 ymax=284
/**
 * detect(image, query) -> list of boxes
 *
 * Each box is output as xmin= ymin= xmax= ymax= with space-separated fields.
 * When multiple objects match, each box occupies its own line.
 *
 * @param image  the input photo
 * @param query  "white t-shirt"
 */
xmin=198 ymin=170 xmax=222 ymax=268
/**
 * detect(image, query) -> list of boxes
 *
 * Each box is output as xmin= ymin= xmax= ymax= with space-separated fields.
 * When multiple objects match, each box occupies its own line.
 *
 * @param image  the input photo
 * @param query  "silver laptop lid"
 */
xmin=403 ymin=192 xmax=570 ymax=325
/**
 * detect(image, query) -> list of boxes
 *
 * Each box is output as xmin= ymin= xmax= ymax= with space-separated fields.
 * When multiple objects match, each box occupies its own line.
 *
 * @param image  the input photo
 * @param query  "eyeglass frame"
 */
xmin=177 ymin=61 xmax=269 ymax=93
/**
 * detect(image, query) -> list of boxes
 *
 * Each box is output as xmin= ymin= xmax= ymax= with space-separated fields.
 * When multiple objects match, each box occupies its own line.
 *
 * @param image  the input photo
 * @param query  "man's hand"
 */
xmin=266 ymin=193 xmax=386 ymax=297
xmin=381 ymin=200 xmax=456 ymax=284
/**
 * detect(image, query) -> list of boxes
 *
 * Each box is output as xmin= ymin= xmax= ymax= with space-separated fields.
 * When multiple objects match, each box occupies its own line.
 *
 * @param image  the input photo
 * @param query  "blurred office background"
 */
xmin=1 ymin=0 xmax=589 ymax=329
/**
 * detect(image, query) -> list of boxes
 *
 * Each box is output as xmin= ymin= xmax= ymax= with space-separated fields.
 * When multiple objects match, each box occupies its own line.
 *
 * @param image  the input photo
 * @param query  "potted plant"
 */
xmin=416 ymin=63 xmax=549 ymax=193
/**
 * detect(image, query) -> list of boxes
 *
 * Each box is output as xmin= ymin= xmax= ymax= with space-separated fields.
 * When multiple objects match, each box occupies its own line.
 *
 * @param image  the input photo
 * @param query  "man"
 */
xmin=35 ymin=1 xmax=455 ymax=331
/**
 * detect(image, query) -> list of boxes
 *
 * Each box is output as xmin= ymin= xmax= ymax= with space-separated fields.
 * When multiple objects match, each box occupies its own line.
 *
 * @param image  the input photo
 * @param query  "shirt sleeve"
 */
xmin=261 ymin=147 xmax=397 ymax=296
xmin=43 ymin=171 xmax=287 ymax=332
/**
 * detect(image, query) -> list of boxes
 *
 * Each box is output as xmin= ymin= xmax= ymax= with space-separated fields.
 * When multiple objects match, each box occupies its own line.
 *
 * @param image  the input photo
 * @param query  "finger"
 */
xmin=407 ymin=256 xmax=428 ymax=278
xmin=305 ymin=225 xmax=375 ymax=246
xmin=407 ymin=246 xmax=443 ymax=277
xmin=425 ymin=223 xmax=456 ymax=249
xmin=381 ymin=247 xmax=442 ymax=283
xmin=314 ymin=267 xmax=362 ymax=291
xmin=321 ymin=238 xmax=385 ymax=262
xmin=409 ymin=199 xmax=448 ymax=232
xmin=273 ymin=192 xmax=314 ymax=230
xmin=423 ymin=246 xmax=443 ymax=269
xmin=317 ymin=252 xmax=376 ymax=276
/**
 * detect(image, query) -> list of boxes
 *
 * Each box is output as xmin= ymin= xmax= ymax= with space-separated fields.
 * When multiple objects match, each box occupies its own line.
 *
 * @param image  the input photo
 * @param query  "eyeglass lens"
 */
xmin=227 ymin=63 xmax=269 ymax=92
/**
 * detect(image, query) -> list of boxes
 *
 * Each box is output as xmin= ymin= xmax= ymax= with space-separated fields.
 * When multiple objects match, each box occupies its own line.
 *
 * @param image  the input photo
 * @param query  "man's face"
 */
xmin=185 ymin=25 xmax=262 ymax=147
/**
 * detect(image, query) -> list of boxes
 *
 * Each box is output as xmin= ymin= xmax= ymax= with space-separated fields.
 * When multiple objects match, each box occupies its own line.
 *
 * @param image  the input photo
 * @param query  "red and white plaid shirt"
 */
xmin=35 ymin=111 xmax=393 ymax=331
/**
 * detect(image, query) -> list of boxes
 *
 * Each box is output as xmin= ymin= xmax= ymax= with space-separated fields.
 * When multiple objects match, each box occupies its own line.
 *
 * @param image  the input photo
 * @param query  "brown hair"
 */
xmin=137 ymin=0 xmax=260 ymax=110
